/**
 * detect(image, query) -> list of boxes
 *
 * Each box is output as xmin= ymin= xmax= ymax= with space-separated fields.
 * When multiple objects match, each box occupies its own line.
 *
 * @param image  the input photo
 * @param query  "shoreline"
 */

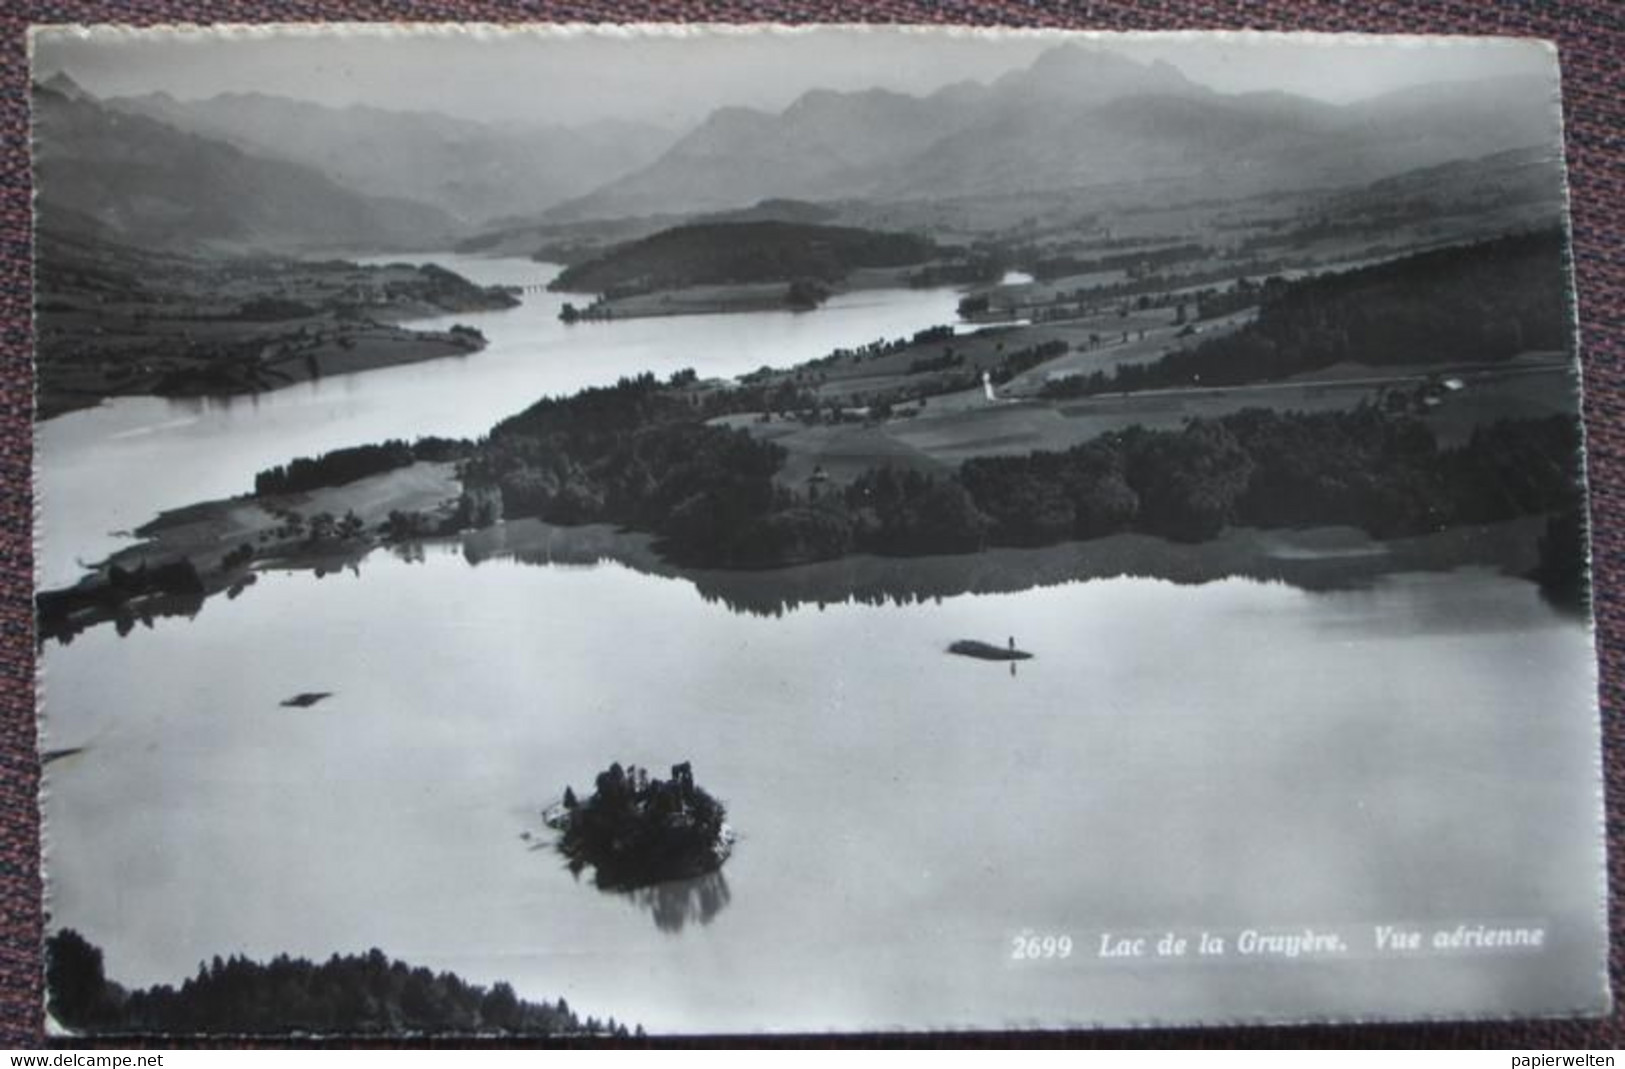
xmin=464 ymin=513 xmax=1557 ymax=617
xmin=34 ymin=235 xmax=520 ymax=421
xmin=36 ymin=465 xmax=1561 ymax=642
xmin=37 ymin=325 xmax=493 ymax=422
xmin=36 ymin=462 xmax=462 ymax=642
xmin=554 ymin=264 xmax=961 ymax=323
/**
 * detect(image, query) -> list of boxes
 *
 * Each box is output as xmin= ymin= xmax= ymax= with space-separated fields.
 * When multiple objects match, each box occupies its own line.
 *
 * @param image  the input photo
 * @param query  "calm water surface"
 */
xmin=35 ymin=255 xmax=1607 ymax=1031
xmin=36 ymin=255 xmax=961 ymax=588
xmin=40 ymin=551 xmax=1604 ymax=1031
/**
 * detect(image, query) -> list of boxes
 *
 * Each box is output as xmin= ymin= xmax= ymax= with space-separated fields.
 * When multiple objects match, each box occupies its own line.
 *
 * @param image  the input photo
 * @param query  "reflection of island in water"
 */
xmin=462 ymin=513 xmax=1561 ymax=619
xmin=627 ymin=871 xmax=732 ymax=934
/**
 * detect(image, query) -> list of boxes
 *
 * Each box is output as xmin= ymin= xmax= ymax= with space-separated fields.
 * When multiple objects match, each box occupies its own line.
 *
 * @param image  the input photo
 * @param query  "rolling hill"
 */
xmin=549 ymin=44 xmax=1560 ymax=221
xmin=547 ymin=220 xmax=940 ymax=295
xmin=105 ymin=89 xmax=676 ymax=226
xmin=33 ymin=75 xmax=460 ymax=252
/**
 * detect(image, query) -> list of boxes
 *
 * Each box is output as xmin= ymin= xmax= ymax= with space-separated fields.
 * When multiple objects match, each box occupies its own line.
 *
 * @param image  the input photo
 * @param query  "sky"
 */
xmin=30 ymin=25 xmax=1556 ymax=130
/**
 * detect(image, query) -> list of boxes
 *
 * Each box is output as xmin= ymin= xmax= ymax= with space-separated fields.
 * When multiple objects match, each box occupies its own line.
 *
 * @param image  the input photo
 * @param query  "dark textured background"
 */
xmin=2 ymin=0 xmax=1621 ymax=1049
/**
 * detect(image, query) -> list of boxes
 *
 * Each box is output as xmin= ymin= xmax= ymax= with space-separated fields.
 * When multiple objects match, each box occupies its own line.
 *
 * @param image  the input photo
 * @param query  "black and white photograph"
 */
xmin=29 ymin=24 xmax=1607 ymax=1036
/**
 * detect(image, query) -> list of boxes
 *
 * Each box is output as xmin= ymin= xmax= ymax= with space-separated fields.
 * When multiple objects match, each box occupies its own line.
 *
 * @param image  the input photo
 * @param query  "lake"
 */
xmin=35 ymin=256 xmax=1607 ymax=1033
xmin=35 ymin=255 xmax=962 ymax=589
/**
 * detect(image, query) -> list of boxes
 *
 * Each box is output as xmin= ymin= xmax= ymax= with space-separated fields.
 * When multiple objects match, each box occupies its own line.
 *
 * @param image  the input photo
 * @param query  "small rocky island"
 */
xmin=544 ymin=762 xmax=733 ymax=890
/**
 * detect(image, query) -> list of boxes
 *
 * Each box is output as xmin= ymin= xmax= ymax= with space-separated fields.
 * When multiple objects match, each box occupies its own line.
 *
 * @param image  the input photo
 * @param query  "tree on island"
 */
xmin=548 ymin=761 xmax=731 ymax=891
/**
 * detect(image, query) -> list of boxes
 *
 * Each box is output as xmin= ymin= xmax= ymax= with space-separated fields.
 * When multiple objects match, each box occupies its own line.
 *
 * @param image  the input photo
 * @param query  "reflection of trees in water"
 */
xmin=71 ymin=508 xmax=1548 ymax=646
xmin=422 ymin=511 xmax=1551 ymax=621
xmin=540 ymin=835 xmax=732 ymax=933
xmin=671 ymin=521 xmax=1548 ymax=618
xmin=626 ymin=872 xmax=732 ymax=934
xmin=465 ymin=513 xmax=1549 ymax=620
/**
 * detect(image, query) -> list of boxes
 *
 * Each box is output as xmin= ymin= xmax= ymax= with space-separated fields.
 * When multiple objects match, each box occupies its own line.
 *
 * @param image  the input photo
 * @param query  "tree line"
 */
xmin=458 ymin=364 xmax=1581 ymax=568
xmin=960 ymin=407 xmax=1581 ymax=546
xmin=46 ymin=929 xmax=633 ymax=1037
xmin=253 ymin=436 xmax=472 ymax=496
xmin=552 ymin=761 xmax=729 ymax=891
xmin=1042 ymin=230 xmax=1569 ymax=400
xmin=464 ymin=372 xmax=790 ymax=565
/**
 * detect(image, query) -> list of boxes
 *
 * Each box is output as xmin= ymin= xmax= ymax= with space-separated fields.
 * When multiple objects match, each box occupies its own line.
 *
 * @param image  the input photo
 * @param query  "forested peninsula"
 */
xmin=35 ymin=231 xmax=519 ymax=418
xmin=35 ymin=230 xmax=1588 ymax=642
xmin=545 ymin=219 xmax=975 ymax=319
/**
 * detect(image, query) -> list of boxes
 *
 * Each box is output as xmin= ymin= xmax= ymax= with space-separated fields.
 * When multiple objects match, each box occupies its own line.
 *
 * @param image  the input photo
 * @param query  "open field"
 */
xmin=727 ymin=359 xmax=1578 ymax=490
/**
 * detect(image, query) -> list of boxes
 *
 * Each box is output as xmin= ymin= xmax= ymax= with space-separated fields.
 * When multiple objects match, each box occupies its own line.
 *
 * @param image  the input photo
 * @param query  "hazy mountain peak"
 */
xmin=94 ymin=87 xmax=678 ymax=225
xmin=695 ymin=104 xmax=775 ymax=130
xmin=32 ymin=83 xmax=461 ymax=251
xmin=672 ymin=105 xmax=778 ymax=155
xmin=928 ymin=78 xmax=989 ymax=106
xmin=1001 ymin=44 xmax=1199 ymax=101
xmin=786 ymin=85 xmax=912 ymax=114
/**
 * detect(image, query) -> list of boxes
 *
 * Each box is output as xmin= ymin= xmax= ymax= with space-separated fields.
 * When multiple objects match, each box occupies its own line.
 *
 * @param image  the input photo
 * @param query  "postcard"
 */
xmin=30 ymin=24 xmax=1607 ymax=1035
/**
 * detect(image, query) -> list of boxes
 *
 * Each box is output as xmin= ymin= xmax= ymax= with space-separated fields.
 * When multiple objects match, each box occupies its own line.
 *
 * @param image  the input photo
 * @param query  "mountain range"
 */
xmin=31 ymin=45 xmax=1563 ymax=252
xmin=103 ymin=89 xmax=675 ymax=227
xmin=547 ymin=45 xmax=1560 ymax=221
xmin=32 ymin=74 xmax=460 ymax=251
xmin=31 ymin=72 xmax=676 ymax=253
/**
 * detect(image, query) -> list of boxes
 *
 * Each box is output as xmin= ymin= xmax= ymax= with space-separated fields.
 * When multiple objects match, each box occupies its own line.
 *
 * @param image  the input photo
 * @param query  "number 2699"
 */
xmin=1010 ymin=932 xmax=1073 ymax=961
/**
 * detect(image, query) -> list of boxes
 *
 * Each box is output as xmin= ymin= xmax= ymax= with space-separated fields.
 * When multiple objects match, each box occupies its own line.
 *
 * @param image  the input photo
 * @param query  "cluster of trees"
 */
xmin=553 ymin=762 xmax=729 ymax=891
xmin=784 ymin=277 xmax=833 ymax=310
xmin=1533 ymin=507 xmax=1589 ymax=612
xmin=1043 ymin=231 xmax=1568 ymax=399
xmin=462 ymin=371 xmax=990 ymax=564
xmin=465 ymin=373 xmax=793 ymax=565
xmin=989 ymin=339 xmax=1070 ymax=385
xmin=698 ymin=380 xmax=821 ymax=422
xmin=957 ymin=294 xmax=992 ymax=318
xmin=960 ymin=408 xmax=1580 ymax=545
xmin=1194 ymin=275 xmax=1280 ymax=321
xmin=902 ymin=338 xmax=1070 ymax=396
xmin=397 ymin=262 xmax=520 ymax=313
xmin=254 ymin=436 xmax=472 ymax=496
xmin=457 ymin=361 xmax=1580 ymax=568
xmin=548 ymin=221 xmax=939 ymax=296
xmin=45 ymin=929 xmax=629 ymax=1037
xmin=839 ymin=468 xmax=990 ymax=554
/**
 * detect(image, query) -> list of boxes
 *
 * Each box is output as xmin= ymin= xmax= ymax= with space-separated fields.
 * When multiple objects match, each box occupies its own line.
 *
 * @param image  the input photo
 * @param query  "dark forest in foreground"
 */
xmin=46 ymin=930 xmax=634 ymax=1037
